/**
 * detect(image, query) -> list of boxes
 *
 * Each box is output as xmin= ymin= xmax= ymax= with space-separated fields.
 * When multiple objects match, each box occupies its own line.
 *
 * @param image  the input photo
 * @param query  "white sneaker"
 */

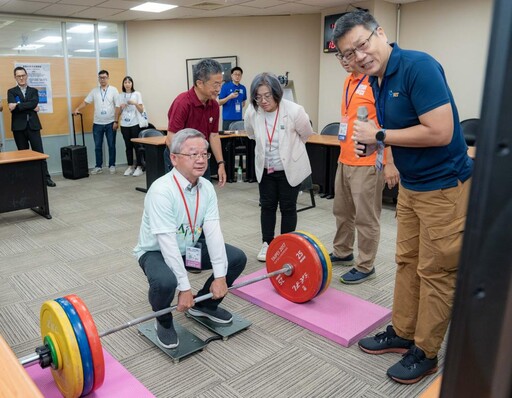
xmin=124 ymin=166 xmax=135 ymax=176
xmin=257 ymin=242 xmax=269 ymax=262
xmin=109 ymin=166 xmax=116 ymax=174
xmin=90 ymin=167 xmax=103 ymax=175
xmin=132 ymin=166 xmax=144 ymax=177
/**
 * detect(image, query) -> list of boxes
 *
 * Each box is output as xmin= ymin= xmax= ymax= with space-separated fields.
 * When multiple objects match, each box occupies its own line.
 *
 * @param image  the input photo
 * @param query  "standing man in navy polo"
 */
xmin=218 ymin=67 xmax=247 ymax=131
xmin=333 ymin=11 xmax=473 ymax=385
xmin=165 ymin=59 xmax=227 ymax=187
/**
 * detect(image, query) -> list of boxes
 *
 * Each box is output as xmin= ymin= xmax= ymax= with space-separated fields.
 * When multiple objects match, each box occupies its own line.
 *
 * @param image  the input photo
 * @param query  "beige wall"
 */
xmin=126 ymin=0 xmax=493 ymax=134
xmin=126 ymin=15 xmax=320 ymax=131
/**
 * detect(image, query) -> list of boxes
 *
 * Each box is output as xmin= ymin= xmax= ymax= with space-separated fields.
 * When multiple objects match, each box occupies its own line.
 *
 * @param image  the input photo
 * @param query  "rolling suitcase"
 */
xmin=61 ymin=113 xmax=89 ymax=179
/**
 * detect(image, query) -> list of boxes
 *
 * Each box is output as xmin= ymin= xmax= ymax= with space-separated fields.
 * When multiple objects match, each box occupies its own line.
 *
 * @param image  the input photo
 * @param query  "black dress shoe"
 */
xmin=47 ymin=178 xmax=56 ymax=187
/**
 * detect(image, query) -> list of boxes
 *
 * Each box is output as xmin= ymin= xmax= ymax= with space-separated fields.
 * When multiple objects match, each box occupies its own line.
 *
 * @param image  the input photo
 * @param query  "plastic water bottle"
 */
xmin=237 ymin=167 xmax=243 ymax=182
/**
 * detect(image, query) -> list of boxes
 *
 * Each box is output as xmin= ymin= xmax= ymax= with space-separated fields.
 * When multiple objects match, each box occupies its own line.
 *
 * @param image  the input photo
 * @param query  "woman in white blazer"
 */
xmin=244 ymin=73 xmax=315 ymax=262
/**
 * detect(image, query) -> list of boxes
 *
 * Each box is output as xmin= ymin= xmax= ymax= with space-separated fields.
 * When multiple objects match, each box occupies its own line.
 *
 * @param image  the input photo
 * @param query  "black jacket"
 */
xmin=7 ymin=85 xmax=42 ymax=131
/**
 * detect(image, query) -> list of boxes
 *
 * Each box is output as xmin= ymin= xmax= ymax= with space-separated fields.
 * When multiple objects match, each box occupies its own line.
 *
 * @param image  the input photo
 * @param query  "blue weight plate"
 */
xmin=55 ymin=297 xmax=94 ymax=397
xmin=292 ymin=232 xmax=328 ymax=296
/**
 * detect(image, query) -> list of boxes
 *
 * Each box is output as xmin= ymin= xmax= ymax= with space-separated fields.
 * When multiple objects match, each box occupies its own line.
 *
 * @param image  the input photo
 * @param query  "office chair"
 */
xmin=138 ymin=128 xmax=164 ymax=171
xmin=320 ymin=122 xmax=340 ymax=136
xmin=460 ymin=118 xmax=480 ymax=146
xmin=229 ymin=121 xmax=247 ymax=170
xmin=297 ymin=175 xmax=316 ymax=212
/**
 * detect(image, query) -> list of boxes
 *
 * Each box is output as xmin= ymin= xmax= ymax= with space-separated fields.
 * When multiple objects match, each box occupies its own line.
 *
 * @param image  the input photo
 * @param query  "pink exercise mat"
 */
xmin=232 ymin=269 xmax=391 ymax=347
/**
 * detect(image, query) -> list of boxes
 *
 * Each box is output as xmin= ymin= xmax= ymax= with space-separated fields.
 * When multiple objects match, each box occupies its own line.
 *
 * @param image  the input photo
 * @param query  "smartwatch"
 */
xmin=375 ymin=129 xmax=386 ymax=143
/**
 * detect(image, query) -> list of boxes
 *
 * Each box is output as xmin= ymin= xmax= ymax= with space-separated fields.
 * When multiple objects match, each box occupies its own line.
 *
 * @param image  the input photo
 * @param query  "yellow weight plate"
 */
xmin=296 ymin=231 xmax=333 ymax=294
xmin=40 ymin=301 xmax=84 ymax=398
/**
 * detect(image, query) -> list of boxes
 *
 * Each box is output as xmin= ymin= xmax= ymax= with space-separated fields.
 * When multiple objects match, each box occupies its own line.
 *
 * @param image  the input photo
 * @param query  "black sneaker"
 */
xmin=187 ymin=305 xmax=233 ymax=324
xmin=155 ymin=320 xmax=179 ymax=349
xmin=387 ymin=345 xmax=438 ymax=384
xmin=47 ymin=178 xmax=56 ymax=187
xmin=358 ymin=325 xmax=414 ymax=355
xmin=329 ymin=253 xmax=354 ymax=266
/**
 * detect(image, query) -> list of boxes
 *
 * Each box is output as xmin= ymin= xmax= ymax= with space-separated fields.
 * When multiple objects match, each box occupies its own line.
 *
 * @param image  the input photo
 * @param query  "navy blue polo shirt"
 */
xmin=370 ymin=44 xmax=472 ymax=191
xmin=219 ymin=81 xmax=247 ymax=121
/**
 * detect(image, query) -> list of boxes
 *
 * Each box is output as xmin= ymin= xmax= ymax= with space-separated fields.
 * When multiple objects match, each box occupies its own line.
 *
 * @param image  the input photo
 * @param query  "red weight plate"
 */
xmin=65 ymin=294 xmax=105 ymax=393
xmin=266 ymin=233 xmax=323 ymax=303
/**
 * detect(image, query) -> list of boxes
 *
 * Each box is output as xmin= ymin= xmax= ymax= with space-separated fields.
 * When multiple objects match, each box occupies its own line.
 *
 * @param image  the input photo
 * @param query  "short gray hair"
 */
xmin=170 ymin=129 xmax=209 ymax=154
xmin=249 ymin=72 xmax=283 ymax=110
xmin=192 ymin=59 xmax=223 ymax=87
xmin=332 ymin=11 xmax=379 ymax=48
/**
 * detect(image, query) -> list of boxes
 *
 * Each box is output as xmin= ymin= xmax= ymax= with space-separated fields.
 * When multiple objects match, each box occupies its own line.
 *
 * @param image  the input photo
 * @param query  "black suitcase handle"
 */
xmin=71 ymin=113 xmax=85 ymax=146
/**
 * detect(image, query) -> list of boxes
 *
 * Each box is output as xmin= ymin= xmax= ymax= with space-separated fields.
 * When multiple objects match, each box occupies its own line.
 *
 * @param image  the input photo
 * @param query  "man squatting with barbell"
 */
xmin=134 ymin=128 xmax=247 ymax=349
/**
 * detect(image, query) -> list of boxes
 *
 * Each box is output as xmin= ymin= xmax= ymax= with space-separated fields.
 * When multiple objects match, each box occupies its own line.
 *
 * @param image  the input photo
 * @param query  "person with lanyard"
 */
xmin=218 ymin=66 xmax=247 ymax=130
xmin=74 ymin=70 xmax=120 ymax=175
xmin=7 ymin=67 xmax=56 ymax=187
xmin=165 ymin=59 xmax=227 ymax=186
xmin=134 ymin=128 xmax=246 ymax=349
xmin=330 ymin=57 xmax=399 ymax=284
xmin=117 ymin=76 xmax=145 ymax=177
xmin=244 ymin=72 xmax=315 ymax=262
xmin=333 ymin=11 xmax=473 ymax=384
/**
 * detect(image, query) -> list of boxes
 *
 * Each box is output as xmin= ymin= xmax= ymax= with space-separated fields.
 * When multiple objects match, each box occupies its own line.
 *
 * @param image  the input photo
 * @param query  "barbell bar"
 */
xmin=18 ymin=232 xmax=332 ymax=398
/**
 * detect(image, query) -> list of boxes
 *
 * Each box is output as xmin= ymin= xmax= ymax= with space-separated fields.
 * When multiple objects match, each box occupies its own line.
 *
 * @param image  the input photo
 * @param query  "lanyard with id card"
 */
xmin=265 ymin=106 xmax=280 ymax=174
xmin=173 ymin=175 xmax=202 ymax=270
xmin=340 ymin=75 xmax=367 ymax=141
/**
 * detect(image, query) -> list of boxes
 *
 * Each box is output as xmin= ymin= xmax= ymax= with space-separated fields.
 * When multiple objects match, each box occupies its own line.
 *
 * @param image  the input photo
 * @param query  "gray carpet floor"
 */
xmin=0 ymin=168 xmax=444 ymax=397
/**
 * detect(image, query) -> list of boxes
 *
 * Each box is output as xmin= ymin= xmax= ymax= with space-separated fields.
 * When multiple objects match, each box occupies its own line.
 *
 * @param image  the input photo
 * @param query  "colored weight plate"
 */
xmin=55 ymin=298 xmax=95 ymax=397
xmin=40 ymin=300 xmax=84 ymax=398
xmin=292 ymin=232 xmax=328 ymax=296
xmin=44 ymin=334 xmax=61 ymax=370
xmin=65 ymin=294 xmax=105 ymax=393
xmin=266 ymin=233 xmax=323 ymax=303
xmin=296 ymin=230 xmax=333 ymax=295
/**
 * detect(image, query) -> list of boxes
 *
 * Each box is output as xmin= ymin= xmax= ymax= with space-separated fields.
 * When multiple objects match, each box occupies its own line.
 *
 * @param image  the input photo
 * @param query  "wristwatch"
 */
xmin=217 ymin=160 xmax=226 ymax=166
xmin=375 ymin=129 xmax=386 ymax=143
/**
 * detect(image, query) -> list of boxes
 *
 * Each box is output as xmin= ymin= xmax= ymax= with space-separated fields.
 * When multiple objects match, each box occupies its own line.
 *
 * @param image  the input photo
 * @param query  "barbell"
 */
xmin=18 ymin=232 xmax=332 ymax=398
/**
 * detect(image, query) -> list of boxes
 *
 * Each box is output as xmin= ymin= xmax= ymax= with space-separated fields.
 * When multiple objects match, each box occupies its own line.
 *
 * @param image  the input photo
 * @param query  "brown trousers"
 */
xmin=332 ymin=163 xmax=384 ymax=272
xmin=392 ymin=179 xmax=471 ymax=358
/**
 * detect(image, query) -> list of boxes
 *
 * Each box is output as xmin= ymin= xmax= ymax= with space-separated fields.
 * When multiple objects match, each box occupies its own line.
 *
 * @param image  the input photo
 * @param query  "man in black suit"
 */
xmin=7 ymin=66 xmax=55 ymax=187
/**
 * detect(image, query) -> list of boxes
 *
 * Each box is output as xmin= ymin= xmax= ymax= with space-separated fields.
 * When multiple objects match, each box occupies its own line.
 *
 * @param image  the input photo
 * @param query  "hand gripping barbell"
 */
xmin=18 ymin=232 xmax=332 ymax=398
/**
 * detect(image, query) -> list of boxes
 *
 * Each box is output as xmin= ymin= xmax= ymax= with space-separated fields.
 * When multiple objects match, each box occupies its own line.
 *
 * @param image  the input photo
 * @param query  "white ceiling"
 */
xmin=0 ymin=0 xmax=420 ymax=22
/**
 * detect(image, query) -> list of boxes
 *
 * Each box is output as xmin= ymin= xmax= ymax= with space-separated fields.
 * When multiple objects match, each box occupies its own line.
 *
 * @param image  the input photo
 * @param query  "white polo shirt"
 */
xmin=85 ymin=85 xmax=120 ymax=125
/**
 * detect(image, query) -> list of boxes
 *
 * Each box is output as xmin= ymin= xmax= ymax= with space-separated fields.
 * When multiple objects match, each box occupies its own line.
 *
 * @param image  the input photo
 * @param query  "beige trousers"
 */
xmin=392 ymin=179 xmax=471 ymax=358
xmin=332 ymin=163 xmax=384 ymax=273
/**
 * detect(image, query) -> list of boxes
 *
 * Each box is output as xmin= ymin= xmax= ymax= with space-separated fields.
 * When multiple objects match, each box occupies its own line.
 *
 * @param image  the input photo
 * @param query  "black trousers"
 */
xmin=259 ymin=169 xmax=300 ymax=244
xmin=138 ymin=240 xmax=246 ymax=328
xmin=13 ymin=128 xmax=50 ymax=179
xmin=121 ymin=125 xmax=142 ymax=166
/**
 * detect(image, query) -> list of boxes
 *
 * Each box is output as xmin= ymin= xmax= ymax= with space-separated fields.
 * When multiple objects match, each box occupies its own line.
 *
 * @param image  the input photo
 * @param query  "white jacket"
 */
xmin=244 ymin=99 xmax=315 ymax=187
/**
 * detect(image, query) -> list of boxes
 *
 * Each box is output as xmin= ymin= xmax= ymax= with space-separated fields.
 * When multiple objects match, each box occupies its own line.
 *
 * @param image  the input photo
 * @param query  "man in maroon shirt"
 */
xmin=165 ymin=59 xmax=227 ymax=186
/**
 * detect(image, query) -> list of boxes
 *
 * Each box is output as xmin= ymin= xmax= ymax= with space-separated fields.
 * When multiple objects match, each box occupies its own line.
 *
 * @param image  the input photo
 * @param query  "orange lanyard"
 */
xmin=173 ymin=175 xmax=200 ymax=242
xmin=265 ymin=106 xmax=280 ymax=151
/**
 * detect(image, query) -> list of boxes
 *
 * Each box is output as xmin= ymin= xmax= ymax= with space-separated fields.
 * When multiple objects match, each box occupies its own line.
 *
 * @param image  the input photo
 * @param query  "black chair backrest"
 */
xmin=460 ymin=118 xmax=480 ymax=146
xmin=320 ymin=122 xmax=340 ymax=136
xmin=139 ymin=128 xmax=164 ymax=138
xmin=229 ymin=121 xmax=245 ymax=131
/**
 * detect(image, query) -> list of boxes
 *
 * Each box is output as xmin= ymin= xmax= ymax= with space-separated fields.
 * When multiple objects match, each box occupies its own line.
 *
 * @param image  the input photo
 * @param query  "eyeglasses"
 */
xmin=176 ymin=152 xmax=211 ymax=161
xmin=99 ymin=76 xmax=109 ymax=80
xmin=336 ymin=29 xmax=376 ymax=62
xmin=15 ymin=74 xmax=27 ymax=79
xmin=255 ymin=93 xmax=273 ymax=103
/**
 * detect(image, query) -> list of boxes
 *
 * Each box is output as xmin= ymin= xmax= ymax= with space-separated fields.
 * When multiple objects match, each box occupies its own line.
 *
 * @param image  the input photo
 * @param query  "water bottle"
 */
xmin=237 ymin=167 xmax=243 ymax=182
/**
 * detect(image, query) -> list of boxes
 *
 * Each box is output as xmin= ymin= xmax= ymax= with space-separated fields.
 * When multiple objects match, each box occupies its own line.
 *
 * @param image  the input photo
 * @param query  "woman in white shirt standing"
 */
xmin=119 ymin=76 xmax=144 ymax=176
xmin=244 ymin=72 xmax=315 ymax=262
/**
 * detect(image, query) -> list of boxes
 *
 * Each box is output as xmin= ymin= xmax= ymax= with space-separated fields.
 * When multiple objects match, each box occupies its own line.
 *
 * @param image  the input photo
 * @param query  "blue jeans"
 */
xmin=93 ymin=122 xmax=116 ymax=167
xmin=138 ymin=240 xmax=247 ymax=328
xmin=259 ymin=169 xmax=301 ymax=244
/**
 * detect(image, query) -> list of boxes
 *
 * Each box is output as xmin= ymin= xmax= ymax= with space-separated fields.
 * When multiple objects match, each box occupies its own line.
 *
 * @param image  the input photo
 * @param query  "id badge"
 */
xmin=338 ymin=116 xmax=349 ymax=141
xmin=267 ymin=159 xmax=274 ymax=174
xmin=235 ymin=101 xmax=241 ymax=112
xmin=101 ymin=108 xmax=107 ymax=115
xmin=186 ymin=243 xmax=202 ymax=270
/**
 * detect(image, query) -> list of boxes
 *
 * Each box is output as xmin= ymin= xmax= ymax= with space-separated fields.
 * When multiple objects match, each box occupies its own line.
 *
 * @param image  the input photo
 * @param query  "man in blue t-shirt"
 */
xmin=333 ymin=11 xmax=473 ymax=385
xmin=218 ymin=66 xmax=247 ymax=130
